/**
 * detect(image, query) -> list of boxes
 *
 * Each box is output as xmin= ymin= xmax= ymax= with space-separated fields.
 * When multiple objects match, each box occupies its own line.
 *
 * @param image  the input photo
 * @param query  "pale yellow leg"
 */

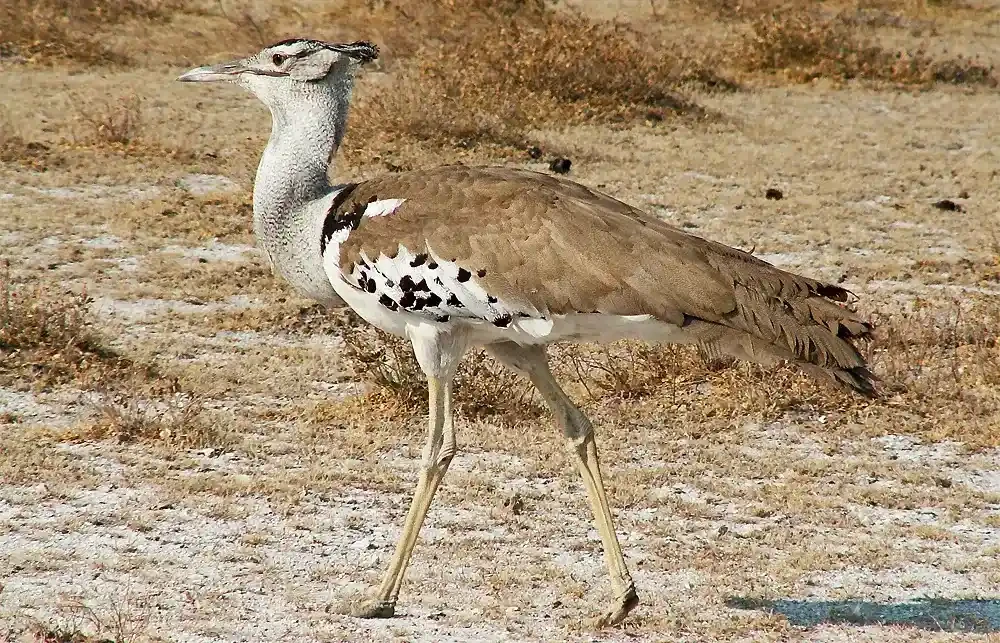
xmin=352 ymin=376 xmax=456 ymax=618
xmin=486 ymin=343 xmax=638 ymax=627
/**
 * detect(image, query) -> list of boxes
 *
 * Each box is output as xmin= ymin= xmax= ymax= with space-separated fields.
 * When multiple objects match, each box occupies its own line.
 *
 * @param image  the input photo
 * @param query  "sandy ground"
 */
xmin=2 ymin=4 xmax=1000 ymax=641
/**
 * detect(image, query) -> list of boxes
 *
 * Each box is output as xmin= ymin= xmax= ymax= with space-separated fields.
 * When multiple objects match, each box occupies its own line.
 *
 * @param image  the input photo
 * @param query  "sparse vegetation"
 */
xmin=0 ymin=270 xmax=135 ymax=389
xmin=74 ymin=93 xmax=144 ymax=146
xmin=347 ymin=3 xmax=715 ymax=155
xmin=729 ymin=6 xmax=995 ymax=85
xmin=72 ymin=391 xmax=234 ymax=449
xmin=0 ymin=0 xmax=175 ymax=64
xmin=338 ymin=321 xmax=543 ymax=423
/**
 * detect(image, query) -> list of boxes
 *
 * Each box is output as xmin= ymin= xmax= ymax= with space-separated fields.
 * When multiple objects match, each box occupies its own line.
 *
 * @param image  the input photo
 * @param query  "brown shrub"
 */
xmin=0 ymin=271 xmax=139 ymax=389
xmin=337 ymin=320 xmax=543 ymax=424
xmin=74 ymin=93 xmax=143 ymax=146
xmin=76 ymin=391 xmax=234 ymax=449
xmin=729 ymin=6 xmax=995 ymax=85
xmin=346 ymin=2 xmax=717 ymax=155
xmin=335 ymin=294 xmax=998 ymax=448
xmin=0 ymin=0 xmax=177 ymax=64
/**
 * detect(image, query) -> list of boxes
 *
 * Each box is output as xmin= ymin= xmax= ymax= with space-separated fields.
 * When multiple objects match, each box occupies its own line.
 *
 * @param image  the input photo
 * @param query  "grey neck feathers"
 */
xmin=252 ymin=73 xmax=354 ymax=303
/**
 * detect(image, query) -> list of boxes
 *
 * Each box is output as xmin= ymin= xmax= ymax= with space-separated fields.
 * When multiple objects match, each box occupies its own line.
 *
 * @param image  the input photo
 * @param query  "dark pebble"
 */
xmin=549 ymin=157 xmax=571 ymax=174
xmin=527 ymin=146 xmax=543 ymax=160
xmin=933 ymin=199 xmax=963 ymax=212
xmin=765 ymin=188 xmax=783 ymax=200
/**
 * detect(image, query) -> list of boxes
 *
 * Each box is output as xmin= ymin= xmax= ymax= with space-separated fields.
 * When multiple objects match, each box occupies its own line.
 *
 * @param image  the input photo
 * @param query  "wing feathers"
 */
xmin=330 ymin=165 xmax=874 ymax=395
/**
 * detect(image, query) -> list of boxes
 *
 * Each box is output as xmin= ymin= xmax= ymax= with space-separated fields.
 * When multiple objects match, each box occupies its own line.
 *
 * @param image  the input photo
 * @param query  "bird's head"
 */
xmin=178 ymin=39 xmax=378 ymax=108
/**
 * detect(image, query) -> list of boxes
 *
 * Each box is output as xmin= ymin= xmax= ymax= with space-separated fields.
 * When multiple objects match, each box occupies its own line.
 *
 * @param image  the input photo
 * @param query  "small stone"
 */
xmin=549 ymin=158 xmax=572 ymax=174
xmin=717 ymin=525 xmax=729 ymax=537
xmin=934 ymin=476 xmax=953 ymax=488
xmin=933 ymin=199 xmax=962 ymax=212
xmin=527 ymin=146 xmax=543 ymax=160
xmin=765 ymin=188 xmax=783 ymax=200
xmin=958 ymin=189 xmax=970 ymax=199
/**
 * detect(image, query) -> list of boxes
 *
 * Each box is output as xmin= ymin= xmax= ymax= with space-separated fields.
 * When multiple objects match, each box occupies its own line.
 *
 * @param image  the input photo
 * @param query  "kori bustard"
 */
xmin=179 ymin=39 xmax=874 ymax=626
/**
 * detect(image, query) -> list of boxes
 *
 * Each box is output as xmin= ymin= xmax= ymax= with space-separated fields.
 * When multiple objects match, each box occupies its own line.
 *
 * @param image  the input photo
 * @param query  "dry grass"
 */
xmin=67 ymin=391 xmax=232 ymax=449
xmin=337 ymin=320 xmax=544 ymax=424
xmin=74 ymin=93 xmax=143 ymax=146
xmin=0 ymin=109 xmax=54 ymax=169
xmin=729 ymin=5 xmax=995 ymax=85
xmin=344 ymin=1 xmax=718 ymax=158
xmin=0 ymin=270 xmax=140 ymax=389
xmin=863 ymin=296 xmax=1000 ymax=446
xmin=0 ymin=0 xmax=176 ymax=64
xmin=330 ymin=294 xmax=999 ymax=449
xmin=24 ymin=589 xmax=154 ymax=643
xmin=0 ymin=429 xmax=99 ymax=486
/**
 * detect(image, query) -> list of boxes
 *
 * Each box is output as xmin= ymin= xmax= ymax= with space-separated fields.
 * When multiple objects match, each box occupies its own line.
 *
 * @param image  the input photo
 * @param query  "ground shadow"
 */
xmin=727 ymin=597 xmax=1000 ymax=633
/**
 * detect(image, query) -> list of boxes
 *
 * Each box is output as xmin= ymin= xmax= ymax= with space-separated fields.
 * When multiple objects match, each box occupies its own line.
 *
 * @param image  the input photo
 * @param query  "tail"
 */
xmin=684 ymin=257 xmax=876 ymax=397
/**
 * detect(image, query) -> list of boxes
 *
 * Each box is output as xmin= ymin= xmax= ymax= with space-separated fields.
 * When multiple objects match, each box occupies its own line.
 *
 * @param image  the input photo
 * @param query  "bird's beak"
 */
xmin=177 ymin=60 xmax=247 ymax=82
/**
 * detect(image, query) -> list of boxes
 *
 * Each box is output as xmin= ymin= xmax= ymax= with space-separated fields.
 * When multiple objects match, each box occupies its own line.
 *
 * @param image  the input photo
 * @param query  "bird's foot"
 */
xmin=350 ymin=598 xmax=396 ymax=619
xmin=594 ymin=585 xmax=639 ymax=628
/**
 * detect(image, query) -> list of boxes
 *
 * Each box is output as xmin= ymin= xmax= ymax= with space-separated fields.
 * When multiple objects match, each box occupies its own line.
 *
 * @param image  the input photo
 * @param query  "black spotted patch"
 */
xmin=410 ymin=254 xmax=427 ymax=267
xmin=425 ymin=293 xmax=442 ymax=307
xmin=447 ymin=294 xmax=463 ymax=307
xmin=456 ymin=268 xmax=471 ymax=283
xmin=492 ymin=313 xmax=513 ymax=328
xmin=400 ymin=291 xmax=416 ymax=308
xmin=319 ymin=183 xmax=359 ymax=254
xmin=379 ymin=294 xmax=398 ymax=311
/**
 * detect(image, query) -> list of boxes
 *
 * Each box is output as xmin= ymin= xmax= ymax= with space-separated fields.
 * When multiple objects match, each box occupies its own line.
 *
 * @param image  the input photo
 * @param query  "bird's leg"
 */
xmin=352 ymin=328 xmax=465 ymax=619
xmin=486 ymin=342 xmax=638 ymax=627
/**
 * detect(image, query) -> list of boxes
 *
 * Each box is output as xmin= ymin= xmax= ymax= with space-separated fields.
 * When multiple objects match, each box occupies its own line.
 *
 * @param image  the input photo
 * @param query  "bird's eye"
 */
xmin=272 ymin=53 xmax=286 ymax=66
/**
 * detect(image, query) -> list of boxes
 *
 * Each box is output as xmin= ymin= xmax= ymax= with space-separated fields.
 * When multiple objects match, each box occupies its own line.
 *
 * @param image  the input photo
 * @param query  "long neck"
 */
xmin=252 ymin=77 xmax=352 ymax=237
xmin=251 ymin=74 xmax=354 ymax=303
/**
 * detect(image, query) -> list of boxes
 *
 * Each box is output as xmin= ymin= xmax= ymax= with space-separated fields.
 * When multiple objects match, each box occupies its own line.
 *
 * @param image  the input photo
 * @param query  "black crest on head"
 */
xmin=268 ymin=38 xmax=379 ymax=63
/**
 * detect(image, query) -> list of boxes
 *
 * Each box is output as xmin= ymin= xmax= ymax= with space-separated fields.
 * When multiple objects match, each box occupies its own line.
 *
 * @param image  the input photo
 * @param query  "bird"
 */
xmin=179 ymin=38 xmax=874 ymax=627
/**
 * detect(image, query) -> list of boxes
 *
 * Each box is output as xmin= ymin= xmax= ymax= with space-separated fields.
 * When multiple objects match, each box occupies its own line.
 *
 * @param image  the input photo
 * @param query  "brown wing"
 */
xmin=329 ymin=165 xmax=874 ymax=395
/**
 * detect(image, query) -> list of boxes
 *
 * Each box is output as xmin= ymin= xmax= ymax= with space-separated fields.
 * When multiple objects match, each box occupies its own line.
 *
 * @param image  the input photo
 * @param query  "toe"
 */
xmin=351 ymin=599 xmax=396 ymax=619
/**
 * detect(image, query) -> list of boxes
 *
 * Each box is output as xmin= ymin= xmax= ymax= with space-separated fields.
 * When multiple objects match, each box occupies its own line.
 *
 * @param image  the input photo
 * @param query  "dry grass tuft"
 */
xmin=74 ymin=93 xmax=143 ymax=146
xmin=337 ymin=320 xmax=543 ymax=423
xmin=727 ymin=5 xmax=995 ymax=85
xmin=863 ymin=296 xmax=1000 ymax=446
xmin=73 ymin=391 xmax=234 ymax=449
xmin=345 ymin=1 xmax=718 ymax=157
xmin=0 ymin=0 xmax=177 ymax=64
xmin=0 ymin=271 xmax=140 ymax=389
xmin=24 ymin=589 xmax=154 ymax=643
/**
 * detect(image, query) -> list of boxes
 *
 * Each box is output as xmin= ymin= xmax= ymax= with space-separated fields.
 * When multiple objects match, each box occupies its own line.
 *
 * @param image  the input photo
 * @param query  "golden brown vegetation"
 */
xmin=347 ymin=2 xmax=715 ymax=155
xmin=74 ymin=93 xmax=143 ymax=146
xmin=333 ymin=295 xmax=999 ymax=448
xmin=0 ymin=270 xmax=138 ymax=389
xmin=72 ymin=391 xmax=234 ymax=449
xmin=338 ymin=320 xmax=543 ymax=423
xmin=729 ymin=5 xmax=995 ymax=85
xmin=0 ymin=0 xmax=175 ymax=64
